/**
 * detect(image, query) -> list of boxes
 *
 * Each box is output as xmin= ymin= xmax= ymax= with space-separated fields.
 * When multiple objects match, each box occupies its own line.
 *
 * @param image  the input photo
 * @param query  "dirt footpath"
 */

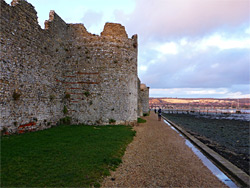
xmin=102 ymin=113 xmax=227 ymax=187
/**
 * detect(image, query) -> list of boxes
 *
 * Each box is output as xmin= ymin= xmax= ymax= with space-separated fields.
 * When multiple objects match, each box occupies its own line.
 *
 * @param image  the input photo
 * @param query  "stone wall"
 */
xmin=140 ymin=84 xmax=150 ymax=114
xmin=137 ymin=78 xmax=143 ymax=117
xmin=0 ymin=0 xmax=65 ymax=134
xmin=0 ymin=0 xmax=147 ymax=135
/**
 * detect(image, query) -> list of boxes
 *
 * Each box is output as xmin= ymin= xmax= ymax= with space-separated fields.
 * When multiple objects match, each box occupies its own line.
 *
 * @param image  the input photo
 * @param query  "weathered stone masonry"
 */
xmin=0 ymin=0 xmax=149 ymax=134
xmin=140 ymin=84 xmax=150 ymax=115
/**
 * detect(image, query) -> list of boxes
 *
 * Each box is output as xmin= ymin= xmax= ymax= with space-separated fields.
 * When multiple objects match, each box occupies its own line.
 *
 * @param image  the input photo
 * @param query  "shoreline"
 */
xmin=162 ymin=113 xmax=249 ymax=175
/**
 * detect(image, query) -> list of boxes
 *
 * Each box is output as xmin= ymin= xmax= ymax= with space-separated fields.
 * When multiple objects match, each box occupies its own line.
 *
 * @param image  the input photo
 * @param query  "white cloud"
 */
xmin=156 ymin=42 xmax=179 ymax=55
xmin=150 ymin=88 xmax=227 ymax=95
xmin=180 ymin=38 xmax=188 ymax=46
xmin=139 ymin=65 xmax=148 ymax=71
xmin=126 ymin=0 xmax=250 ymax=39
xmin=225 ymin=92 xmax=250 ymax=98
xmin=82 ymin=10 xmax=103 ymax=27
xmin=150 ymin=88 xmax=250 ymax=98
xmin=186 ymin=89 xmax=228 ymax=95
xmin=139 ymin=28 xmax=250 ymax=91
xmin=199 ymin=33 xmax=250 ymax=50
xmin=245 ymin=27 xmax=250 ymax=34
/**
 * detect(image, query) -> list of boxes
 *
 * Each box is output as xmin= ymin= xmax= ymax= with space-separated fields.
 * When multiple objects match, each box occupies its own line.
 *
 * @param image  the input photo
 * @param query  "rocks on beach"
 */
xmin=163 ymin=113 xmax=250 ymax=175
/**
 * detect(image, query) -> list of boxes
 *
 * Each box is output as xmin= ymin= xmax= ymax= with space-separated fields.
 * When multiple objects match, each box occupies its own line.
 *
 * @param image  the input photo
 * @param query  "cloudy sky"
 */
xmin=6 ymin=0 xmax=250 ymax=98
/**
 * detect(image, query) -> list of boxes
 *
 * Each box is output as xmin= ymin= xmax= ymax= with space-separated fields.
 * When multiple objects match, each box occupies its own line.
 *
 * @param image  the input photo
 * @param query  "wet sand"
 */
xmin=163 ymin=113 xmax=250 ymax=175
xmin=102 ymin=113 xmax=227 ymax=187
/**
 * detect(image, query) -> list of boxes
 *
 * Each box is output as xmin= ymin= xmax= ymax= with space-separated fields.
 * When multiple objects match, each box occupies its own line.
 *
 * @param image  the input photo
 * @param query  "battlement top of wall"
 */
xmin=69 ymin=24 xmax=93 ymax=37
xmin=44 ymin=10 xmax=67 ymax=30
xmin=11 ymin=0 xmax=24 ymax=6
xmin=7 ymin=0 xmax=38 ymax=25
xmin=140 ymin=84 xmax=146 ymax=90
xmin=10 ymin=0 xmax=34 ymax=10
xmin=140 ymin=84 xmax=149 ymax=90
xmin=101 ymin=23 xmax=128 ymax=38
xmin=4 ymin=0 xmax=137 ymax=40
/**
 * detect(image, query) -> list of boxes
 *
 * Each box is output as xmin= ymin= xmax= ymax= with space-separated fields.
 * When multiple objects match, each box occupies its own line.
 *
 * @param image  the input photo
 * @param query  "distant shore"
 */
xmin=150 ymin=97 xmax=250 ymax=110
xmin=162 ymin=113 xmax=249 ymax=175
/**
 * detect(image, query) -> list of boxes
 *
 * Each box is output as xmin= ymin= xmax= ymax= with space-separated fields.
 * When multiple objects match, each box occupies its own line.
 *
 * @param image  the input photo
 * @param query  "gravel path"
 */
xmin=102 ymin=113 xmax=228 ymax=187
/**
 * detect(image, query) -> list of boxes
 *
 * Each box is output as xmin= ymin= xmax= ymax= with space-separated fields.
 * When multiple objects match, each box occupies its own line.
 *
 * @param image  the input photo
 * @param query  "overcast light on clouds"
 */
xmin=124 ymin=0 xmax=250 ymax=98
xmin=5 ymin=0 xmax=250 ymax=98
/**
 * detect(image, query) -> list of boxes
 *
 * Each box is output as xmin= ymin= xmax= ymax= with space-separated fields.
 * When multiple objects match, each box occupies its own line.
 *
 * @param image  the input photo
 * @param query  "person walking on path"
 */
xmin=158 ymin=108 xmax=162 ymax=121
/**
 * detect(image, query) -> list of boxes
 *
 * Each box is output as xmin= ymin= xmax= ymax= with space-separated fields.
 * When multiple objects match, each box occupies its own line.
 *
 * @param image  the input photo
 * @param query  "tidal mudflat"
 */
xmin=163 ymin=113 xmax=249 ymax=175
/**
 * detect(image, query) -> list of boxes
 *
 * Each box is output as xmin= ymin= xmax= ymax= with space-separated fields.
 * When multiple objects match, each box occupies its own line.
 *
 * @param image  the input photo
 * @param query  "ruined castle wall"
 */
xmin=59 ymin=25 xmax=138 ymax=125
xmin=0 ymin=0 xmax=138 ymax=134
xmin=0 ymin=0 xmax=68 ymax=133
xmin=140 ymin=84 xmax=150 ymax=114
xmin=137 ymin=78 xmax=143 ymax=117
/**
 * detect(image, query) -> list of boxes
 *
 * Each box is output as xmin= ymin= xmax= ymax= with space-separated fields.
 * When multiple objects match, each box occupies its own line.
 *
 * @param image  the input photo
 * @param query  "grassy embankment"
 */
xmin=1 ymin=124 xmax=135 ymax=187
xmin=137 ymin=118 xmax=147 ymax=123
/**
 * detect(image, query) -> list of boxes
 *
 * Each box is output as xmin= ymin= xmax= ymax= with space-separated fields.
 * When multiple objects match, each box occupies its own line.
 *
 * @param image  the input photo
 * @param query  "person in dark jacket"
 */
xmin=158 ymin=108 xmax=162 ymax=121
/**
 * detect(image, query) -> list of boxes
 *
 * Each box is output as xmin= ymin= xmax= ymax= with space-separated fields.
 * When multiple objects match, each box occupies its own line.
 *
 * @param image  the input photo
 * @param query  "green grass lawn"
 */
xmin=1 ymin=124 xmax=135 ymax=187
